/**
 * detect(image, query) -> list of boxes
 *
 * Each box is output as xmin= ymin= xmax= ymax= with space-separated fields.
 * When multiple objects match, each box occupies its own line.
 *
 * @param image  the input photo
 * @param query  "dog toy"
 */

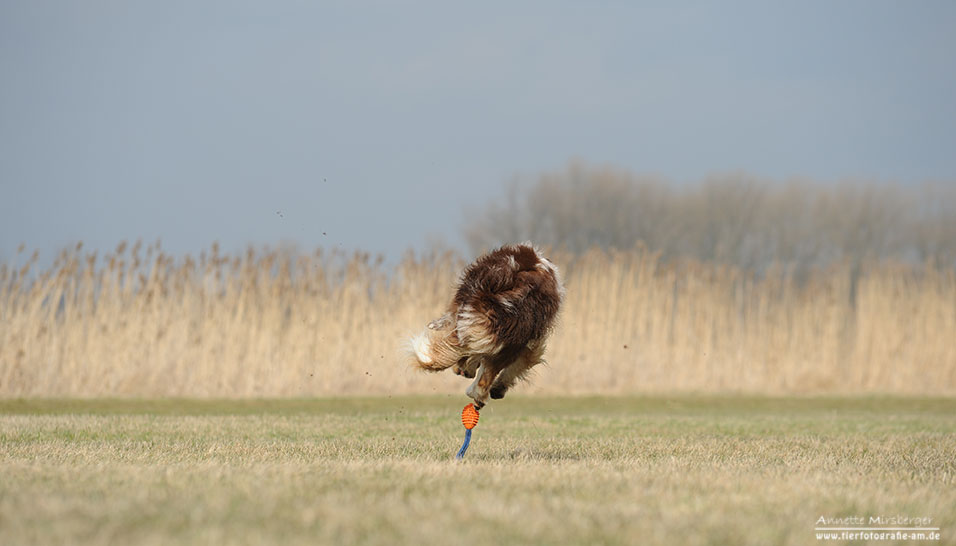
xmin=455 ymin=403 xmax=480 ymax=459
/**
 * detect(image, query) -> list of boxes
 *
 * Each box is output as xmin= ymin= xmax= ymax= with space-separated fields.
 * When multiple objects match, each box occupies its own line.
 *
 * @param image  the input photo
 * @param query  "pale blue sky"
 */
xmin=2 ymin=1 xmax=955 ymax=262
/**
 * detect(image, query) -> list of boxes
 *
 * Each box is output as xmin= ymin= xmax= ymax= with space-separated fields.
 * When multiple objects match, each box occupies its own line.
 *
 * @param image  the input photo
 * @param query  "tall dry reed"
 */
xmin=1 ymin=242 xmax=954 ymax=397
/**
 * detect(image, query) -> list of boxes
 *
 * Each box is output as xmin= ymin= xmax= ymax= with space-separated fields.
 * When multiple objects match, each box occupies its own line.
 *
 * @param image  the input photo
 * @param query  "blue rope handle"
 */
xmin=456 ymin=428 xmax=472 ymax=459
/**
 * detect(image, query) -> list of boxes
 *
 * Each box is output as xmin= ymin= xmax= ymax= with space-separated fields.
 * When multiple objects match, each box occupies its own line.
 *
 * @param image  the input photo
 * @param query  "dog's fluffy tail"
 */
xmin=406 ymin=325 xmax=462 ymax=372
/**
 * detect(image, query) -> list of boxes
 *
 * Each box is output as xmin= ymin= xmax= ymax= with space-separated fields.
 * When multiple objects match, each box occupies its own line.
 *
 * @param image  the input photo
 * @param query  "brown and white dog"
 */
xmin=407 ymin=243 xmax=564 ymax=408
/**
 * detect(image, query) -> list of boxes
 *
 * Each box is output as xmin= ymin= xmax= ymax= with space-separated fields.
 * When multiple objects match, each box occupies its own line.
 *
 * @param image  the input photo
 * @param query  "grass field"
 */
xmin=2 ymin=396 xmax=954 ymax=545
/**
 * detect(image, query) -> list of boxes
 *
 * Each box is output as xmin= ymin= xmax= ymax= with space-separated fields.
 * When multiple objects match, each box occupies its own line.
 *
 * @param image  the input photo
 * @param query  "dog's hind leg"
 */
xmin=490 ymin=342 xmax=546 ymax=400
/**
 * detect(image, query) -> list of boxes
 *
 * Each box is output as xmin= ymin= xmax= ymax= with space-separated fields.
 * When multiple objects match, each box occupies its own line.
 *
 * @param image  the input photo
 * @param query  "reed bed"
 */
xmin=1 ymin=242 xmax=954 ymax=397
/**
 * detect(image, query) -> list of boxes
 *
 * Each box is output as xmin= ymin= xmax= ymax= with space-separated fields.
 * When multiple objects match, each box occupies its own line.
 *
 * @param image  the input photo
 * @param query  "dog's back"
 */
xmin=453 ymin=244 xmax=562 ymax=351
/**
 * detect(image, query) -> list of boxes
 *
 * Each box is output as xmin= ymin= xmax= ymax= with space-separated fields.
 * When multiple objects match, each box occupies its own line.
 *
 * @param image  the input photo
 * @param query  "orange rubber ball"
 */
xmin=461 ymin=403 xmax=480 ymax=430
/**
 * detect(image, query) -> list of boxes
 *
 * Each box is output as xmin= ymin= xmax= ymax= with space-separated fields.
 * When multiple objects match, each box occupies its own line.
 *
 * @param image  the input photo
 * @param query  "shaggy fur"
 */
xmin=407 ymin=243 xmax=564 ymax=407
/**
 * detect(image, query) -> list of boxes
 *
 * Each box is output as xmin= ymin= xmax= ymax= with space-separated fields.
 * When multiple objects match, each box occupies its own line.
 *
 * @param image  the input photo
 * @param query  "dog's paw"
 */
xmin=427 ymin=313 xmax=452 ymax=330
xmin=489 ymin=384 xmax=507 ymax=399
xmin=453 ymin=364 xmax=476 ymax=378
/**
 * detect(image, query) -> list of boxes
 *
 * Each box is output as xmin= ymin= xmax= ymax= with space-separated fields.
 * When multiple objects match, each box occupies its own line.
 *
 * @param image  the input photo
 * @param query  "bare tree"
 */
xmin=463 ymin=162 xmax=956 ymax=271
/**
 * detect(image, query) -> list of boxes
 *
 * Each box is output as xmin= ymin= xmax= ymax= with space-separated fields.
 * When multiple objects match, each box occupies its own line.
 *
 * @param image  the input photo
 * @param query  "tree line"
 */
xmin=464 ymin=162 xmax=956 ymax=271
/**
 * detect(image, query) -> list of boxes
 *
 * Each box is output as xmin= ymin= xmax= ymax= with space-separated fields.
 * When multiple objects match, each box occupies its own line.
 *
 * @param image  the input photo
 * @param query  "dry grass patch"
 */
xmin=2 ymin=244 xmax=955 ymax=396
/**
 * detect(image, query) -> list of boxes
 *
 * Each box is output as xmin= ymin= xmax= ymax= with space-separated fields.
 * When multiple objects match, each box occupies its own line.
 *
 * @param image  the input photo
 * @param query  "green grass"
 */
xmin=1 ymin=396 xmax=954 ymax=545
